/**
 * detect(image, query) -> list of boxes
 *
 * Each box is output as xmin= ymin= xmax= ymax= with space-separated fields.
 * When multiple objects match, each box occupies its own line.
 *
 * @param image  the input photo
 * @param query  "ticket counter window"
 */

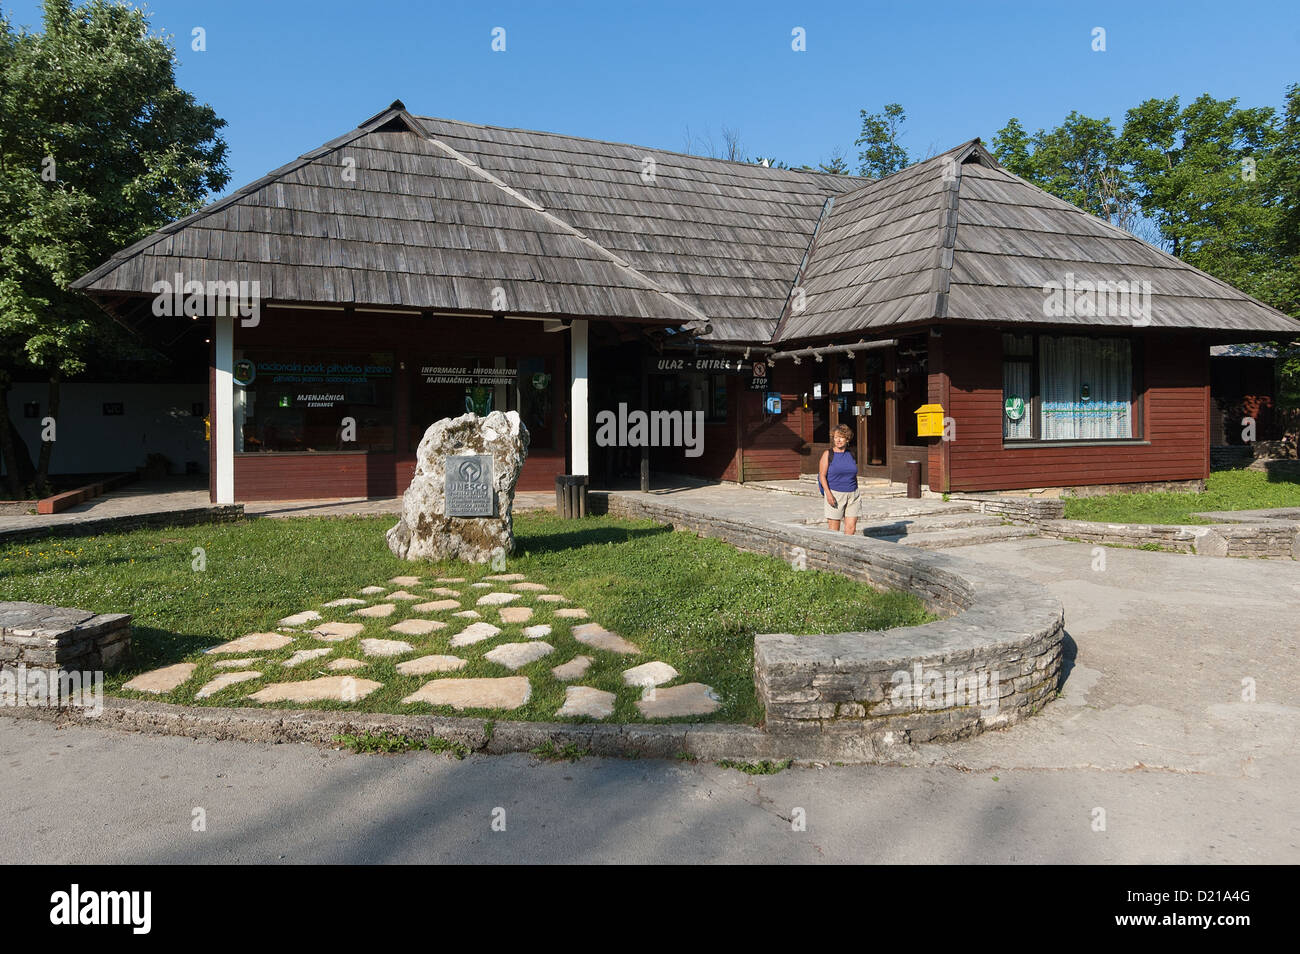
xmin=233 ymin=351 xmax=395 ymax=452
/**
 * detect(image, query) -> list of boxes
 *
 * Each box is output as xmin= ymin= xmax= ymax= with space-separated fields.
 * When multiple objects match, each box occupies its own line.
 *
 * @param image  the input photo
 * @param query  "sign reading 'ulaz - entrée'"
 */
xmin=444 ymin=455 xmax=495 ymax=517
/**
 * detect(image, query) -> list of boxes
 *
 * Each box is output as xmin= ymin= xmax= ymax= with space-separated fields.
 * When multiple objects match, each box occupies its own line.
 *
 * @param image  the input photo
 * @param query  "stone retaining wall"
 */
xmin=1036 ymin=518 xmax=1300 ymax=559
xmin=0 ymin=504 xmax=243 ymax=544
xmin=948 ymin=494 xmax=1065 ymax=522
xmin=600 ymin=493 xmax=1065 ymax=752
xmin=0 ymin=601 xmax=131 ymax=671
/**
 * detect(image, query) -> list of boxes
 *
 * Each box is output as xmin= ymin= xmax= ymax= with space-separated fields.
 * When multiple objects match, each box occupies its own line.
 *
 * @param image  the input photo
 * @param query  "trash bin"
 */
xmin=555 ymin=474 xmax=589 ymax=519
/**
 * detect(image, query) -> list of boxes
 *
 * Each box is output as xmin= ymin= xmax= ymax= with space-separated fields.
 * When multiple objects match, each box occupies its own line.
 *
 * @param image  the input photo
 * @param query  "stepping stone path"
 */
xmin=551 ymin=656 xmax=593 ymax=681
xmin=555 ymin=608 xmax=589 ymax=619
xmin=213 ymin=658 xmax=259 ymax=670
xmin=196 ymin=671 xmax=261 ymax=699
xmin=312 ymin=621 xmax=365 ymax=641
xmin=279 ymin=610 xmax=322 ymax=627
xmin=426 ymin=587 xmax=460 ymax=597
xmin=557 ymin=686 xmax=615 ymax=719
xmin=322 ymin=598 xmax=366 ymax=608
xmin=571 ymin=623 xmax=640 ymax=655
xmin=389 ymin=618 xmax=446 ymax=636
xmin=522 ymin=624 xmax=551 ymax=639
xmin=387 ymin=590 xmax=421 ymax=601
xmin=352 ymin=603 xmax=396 ymax=618
xmin=622 ymin=661 xmax=678 ymax=687
xmin=251 ymin=676 xmax=382 ymax=704
xmin=414 ymin=599 xmax=459 ymax=612
xmin=326 ymin=658 xmax=366 ymax=671
xmin=477 ymin=592 xmax=520 ymax=605
xmin=484 ymin=641 xmax=554 ymax=671
xmin=453 ymin=610 xmax=481 ymax=619
xmin=450 ymin=622 xmax=500 ymax=647
xmin=360 ymin=638 xmax=415 ymax=658
xmin=470 ymin=582 xmax=493 ymax=589
xmin=207 ymin=632 xmax=294 ymax=654
xmin=401 ymin=676 xmax=531 ymax=710
xmin=359 ymin=586 xmax=386 ymax=595
xmin=636 ymin=683 xmax=721 ymax=718
xmin=434 ymin=577 xmax=465 ymax=583
xmin=282 ymin=648 xmax=332 ymax=668
xmin=511 ymin=582 xmax=547 ymax=592
xmin=124 ymin=663 xmax=196 ymax=694
xmin=499 ymin=606 xmax=533 ymax=623
xmin=538 ymin=595 xmax=567 ymax=603
xmin=485 ymin=574 xmax=526 ymax=581
xmin=395 ymin=654 xmax=467 ymax=676
xmin=389 ymin=576 xmax=422 ymax=585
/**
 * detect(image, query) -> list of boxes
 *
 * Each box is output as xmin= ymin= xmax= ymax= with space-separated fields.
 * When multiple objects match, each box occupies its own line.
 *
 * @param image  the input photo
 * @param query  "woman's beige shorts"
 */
xmin=823 ymin=488 xmax=862 ymax=521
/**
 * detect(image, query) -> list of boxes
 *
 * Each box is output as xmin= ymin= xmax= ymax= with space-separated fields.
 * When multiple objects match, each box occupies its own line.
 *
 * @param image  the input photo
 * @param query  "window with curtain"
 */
xmin=1002 ymin=333 xmax=1135 ymax=441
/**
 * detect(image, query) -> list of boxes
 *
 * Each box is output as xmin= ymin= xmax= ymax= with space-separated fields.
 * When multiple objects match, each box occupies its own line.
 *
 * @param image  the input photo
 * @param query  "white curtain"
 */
xmin=1002 ymin=359 xmax=1034 ymax=439
xmin=1040 ymin=337 xmax=1131 ymax=439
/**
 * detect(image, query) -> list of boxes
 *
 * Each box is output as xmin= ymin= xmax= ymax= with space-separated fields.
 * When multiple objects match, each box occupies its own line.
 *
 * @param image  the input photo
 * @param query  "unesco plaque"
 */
xmin=445 ymin=455 xmax=495 ymax=517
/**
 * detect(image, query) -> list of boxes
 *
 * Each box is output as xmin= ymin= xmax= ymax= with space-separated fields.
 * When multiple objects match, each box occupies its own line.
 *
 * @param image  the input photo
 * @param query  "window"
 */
xmin=895 ymin=337 xmax=929 ymax=444
xmin=1002 ymin=333 xmax=1137 ymax=442
xmin=409 ymin=355 xmax=558 ymax=450
xmin=649 ymin=372 xmax=727 ymax=423
xmin=234 ymin=351 xmax=395 ymax=452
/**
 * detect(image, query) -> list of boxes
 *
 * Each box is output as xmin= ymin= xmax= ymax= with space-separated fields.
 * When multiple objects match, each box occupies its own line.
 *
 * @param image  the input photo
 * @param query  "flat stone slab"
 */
xmin=498 ymin=606 xmax=533 ymax=623
xmin=522 ymin=624 xmax=551 ymax=639
xmin=452 ymin=610 xmax=481 ymax=619
xmin=537 ymin=595 xmax=567 ymax=603
xmin=551 ymin=656 xmax=593 ymax=681
xmin=477 ymin=592 xmax=520 ymax=606
xmin=511 ymin=582 xmax=548 ymax=591
xmin=387 ymin=590 xmax=421 ymax=601
xmin=485 ymin=573 xmax=526 ymax=581
xmin=571 ymin=623 xmax=640 ymax=655
xmin=352 ymin=603 xmax=396 ymax=618
xmin=123 ymin=663 xmax=196 ymax=694
xmin=196 ymin=671 xmax=261 ymax=699
xmin=360 ymin=638 xmax=415 ymax=657
xmin=425 ymin=587 xmax=460 ymax=597
xmin=413 ymin=599 xmax=460 ymax=612
xmin=484 ymin=641 xmax=554 ymax=670
xmin=622 ymin=661 xmax=679 ymax=687
xmin=282 ymin=648 xmax=332 ymax=668
xmin=554 ymin=608 xmax=589 ymax=619
xmin=434 ymin=577 xmax=466 ymax=583
xmin=279 ymin=610 xmax=322 ymax=627
xmin=325 ymin=658 xmax=366 ymax=671
xmin=395 ymin=654 xmax=468 ymax=676
xmin=401 ymin=676 xmax=531 ymax=710
xmin=213 ymin=658 xmax=259 ymax=669
xmin=636 ymin=683 xmax=721 ymax=718
xmin=311 ymin=621 xmax=365 ymax=641
xmin=389 ymin=576 xmax=422 ymax=586
xmin=557 ymin=686 xmax=615 ymax=719
xmin=450 ymin=622 xmax=501 ymax=646
xmin=322 ymin=598 xmax=366 ymax=607
xmin=389 ymin=618 xmax=446 ymax=636
xmin=207 ymin=632 xmax=294 ymax=654
xmin=469 ymin=582 xmax=493 ymax=589
xmin=359 ymin=586 xmax=386 ymax=595
xmin=250 ymin=675 xmax=383 ymax=704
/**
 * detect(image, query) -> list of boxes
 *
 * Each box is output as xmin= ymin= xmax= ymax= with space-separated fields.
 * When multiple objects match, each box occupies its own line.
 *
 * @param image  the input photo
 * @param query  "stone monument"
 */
xmin=387 ymin=410 xmax=530 ymax=563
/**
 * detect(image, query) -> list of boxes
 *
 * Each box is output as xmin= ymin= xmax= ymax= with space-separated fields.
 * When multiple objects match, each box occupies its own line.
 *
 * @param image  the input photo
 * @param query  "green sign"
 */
xmin=1004 ymin=395 xmax=1026 ymax=421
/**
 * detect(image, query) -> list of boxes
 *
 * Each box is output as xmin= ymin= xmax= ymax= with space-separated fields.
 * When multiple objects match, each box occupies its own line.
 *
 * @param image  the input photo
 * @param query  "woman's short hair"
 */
xmin=832 ymin=423 xmax=854 ymax=442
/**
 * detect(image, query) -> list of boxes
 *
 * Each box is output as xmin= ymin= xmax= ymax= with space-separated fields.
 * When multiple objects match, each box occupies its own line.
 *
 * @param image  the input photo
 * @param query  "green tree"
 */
xmin=991 ymin=117 xmax=1034 ymax=179
xmin=0 ymin=0 xmax=229 ymax=495
xmin=856 ymin=103 xmax=909 ymax=178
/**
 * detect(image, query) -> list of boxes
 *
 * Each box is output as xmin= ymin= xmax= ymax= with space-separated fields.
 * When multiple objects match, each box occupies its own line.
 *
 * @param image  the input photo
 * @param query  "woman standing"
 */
xmin=819 ymin=424 xmax=861 ymax=535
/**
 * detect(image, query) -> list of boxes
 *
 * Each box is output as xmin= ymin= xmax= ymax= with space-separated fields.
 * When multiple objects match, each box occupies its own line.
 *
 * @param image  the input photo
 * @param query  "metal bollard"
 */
xmin=906 ymin=460 xmax=922 ymax=499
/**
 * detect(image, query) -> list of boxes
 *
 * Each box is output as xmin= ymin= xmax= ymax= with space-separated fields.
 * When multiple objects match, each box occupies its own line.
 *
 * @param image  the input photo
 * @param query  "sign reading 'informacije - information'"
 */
xmin=445 ymin=455 xmax=495 ymax=517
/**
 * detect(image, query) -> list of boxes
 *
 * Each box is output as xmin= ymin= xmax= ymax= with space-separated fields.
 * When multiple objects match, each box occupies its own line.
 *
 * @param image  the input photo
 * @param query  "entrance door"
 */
xmin=856 ymin=352 xmax=887 ymax=475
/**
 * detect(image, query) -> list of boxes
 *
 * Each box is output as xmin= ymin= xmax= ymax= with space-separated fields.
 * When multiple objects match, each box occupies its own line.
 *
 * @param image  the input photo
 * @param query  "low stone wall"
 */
xmin=949 ymin=494 xmax=1065 ymax=522
xmin=0 ymin=601 xmax=131 ymax=671
xmin=600 ymin=493 xmax=1065 ymax=754
xmin=1062 ymin=479 xmax=1205 ymax=497
xmin=1036 ymin=518 xmax=1300 ymax=559
xmin=0 ymin=504 xmax=243 ymax=544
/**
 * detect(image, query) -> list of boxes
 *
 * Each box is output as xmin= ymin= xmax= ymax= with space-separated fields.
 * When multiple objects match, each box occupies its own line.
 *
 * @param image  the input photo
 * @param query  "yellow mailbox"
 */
xmin=915 ymin=403 xmax=945 ymax=437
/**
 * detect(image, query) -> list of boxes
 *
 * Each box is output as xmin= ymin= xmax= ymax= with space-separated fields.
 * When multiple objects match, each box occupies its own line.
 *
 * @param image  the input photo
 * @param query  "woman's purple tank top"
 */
xmin=826 ymin=449 xmax=858 ymax=492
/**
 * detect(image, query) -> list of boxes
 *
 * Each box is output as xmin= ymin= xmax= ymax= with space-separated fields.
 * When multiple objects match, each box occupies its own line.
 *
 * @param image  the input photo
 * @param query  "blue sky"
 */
xmin=4 ymin=0 xmax=1299 ymax=194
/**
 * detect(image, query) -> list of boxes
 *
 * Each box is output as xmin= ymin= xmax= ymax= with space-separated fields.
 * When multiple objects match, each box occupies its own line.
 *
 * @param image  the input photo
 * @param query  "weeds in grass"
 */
xmin=715 ymin=758 xmax=792 ymax=775
xmin=531 ymin=740 xmax=589 ymax=762
xmin=335 ymin=731 xmax=468 ymax=758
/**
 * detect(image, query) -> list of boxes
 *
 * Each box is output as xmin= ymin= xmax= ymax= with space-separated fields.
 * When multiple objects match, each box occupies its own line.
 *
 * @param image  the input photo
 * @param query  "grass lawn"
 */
xmin=1062 ymin=468 xmax=1300 ymax=525
xmin=0 ymin=512 xmax=934 ymax=725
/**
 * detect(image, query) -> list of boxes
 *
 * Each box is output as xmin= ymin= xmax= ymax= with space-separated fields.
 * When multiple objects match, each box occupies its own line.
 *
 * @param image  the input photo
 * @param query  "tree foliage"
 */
xmin=856 ymin=103 xmax=909 ymax=178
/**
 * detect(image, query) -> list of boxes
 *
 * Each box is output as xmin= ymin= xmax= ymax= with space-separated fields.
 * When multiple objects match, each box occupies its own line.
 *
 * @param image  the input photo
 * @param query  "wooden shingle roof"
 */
xmin=772 ymin=141 xmax=1300 ymax=342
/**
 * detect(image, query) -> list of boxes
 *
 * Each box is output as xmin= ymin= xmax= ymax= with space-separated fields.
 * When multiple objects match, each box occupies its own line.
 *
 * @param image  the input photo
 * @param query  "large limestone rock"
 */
xmin=387 ymin=411 xmax=530 ymax=564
